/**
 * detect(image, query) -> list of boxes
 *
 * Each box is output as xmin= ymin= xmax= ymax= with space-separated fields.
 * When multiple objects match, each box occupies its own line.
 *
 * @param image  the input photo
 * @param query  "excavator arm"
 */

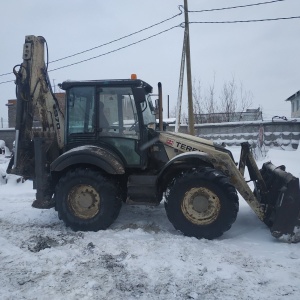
xmin=8 ymin=35 xmax=64 ymax=178
xmin=7 ymin=35 xmax=65 ymax=207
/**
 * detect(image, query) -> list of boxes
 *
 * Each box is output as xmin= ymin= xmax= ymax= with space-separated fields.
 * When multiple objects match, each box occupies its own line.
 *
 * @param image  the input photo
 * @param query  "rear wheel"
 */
xmin=164 ymin=167 xmax=239 ymax=239
xmin=55 ymin=168 xmax=122 ymax=231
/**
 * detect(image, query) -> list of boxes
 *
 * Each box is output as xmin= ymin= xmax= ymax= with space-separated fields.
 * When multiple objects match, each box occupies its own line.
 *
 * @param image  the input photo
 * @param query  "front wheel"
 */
xmin=55 ymin=168 xmax=122 ymax=231
xmin=164 ymin=167 xmax=239 ymax=239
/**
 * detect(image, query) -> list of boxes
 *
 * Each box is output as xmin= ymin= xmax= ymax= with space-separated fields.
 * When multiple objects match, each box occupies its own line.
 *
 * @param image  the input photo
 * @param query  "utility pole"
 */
xmin=184 ymin=0 xmax=195 ymax=135
xmin=175 ymin=29 xmax=187 ymax=133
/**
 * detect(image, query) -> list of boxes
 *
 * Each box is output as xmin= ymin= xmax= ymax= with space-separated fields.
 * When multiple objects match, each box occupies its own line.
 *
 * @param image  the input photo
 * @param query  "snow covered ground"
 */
xmin=0 ymin=147 xmax=300 ymax=300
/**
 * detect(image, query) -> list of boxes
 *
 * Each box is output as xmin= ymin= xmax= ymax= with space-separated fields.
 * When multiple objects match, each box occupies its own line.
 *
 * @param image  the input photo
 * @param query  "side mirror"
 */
xmin=134 ymin=87 xmax=146 ymax=103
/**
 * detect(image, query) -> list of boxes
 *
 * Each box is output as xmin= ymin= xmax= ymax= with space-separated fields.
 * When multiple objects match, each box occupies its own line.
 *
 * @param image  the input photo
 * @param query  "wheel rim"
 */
xmin=181 ymin=187 xmax=221 ymax=225
xmin=67 ymin=184 xmax=100 ymax=219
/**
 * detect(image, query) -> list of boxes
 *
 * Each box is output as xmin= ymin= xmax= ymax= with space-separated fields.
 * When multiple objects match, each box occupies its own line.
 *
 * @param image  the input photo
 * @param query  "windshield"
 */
xmin=141 ymin=94 xmax=156 ymax=125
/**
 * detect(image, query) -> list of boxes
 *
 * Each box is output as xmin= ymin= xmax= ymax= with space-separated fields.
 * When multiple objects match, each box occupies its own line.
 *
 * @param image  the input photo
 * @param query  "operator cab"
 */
xmin=60 ymin=78 xmax=156 ymax=168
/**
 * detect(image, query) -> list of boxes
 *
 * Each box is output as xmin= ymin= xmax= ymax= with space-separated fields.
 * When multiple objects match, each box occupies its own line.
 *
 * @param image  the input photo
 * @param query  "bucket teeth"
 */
xmin=272 ymin=226 xmax=300 ymax=243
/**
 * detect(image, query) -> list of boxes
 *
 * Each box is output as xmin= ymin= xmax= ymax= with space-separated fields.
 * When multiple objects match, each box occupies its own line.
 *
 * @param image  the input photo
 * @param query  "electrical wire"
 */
xmin=188 ymin=16 xmax=300 ymax=24
xmin=0 ymin=8 xmax=183 ymax=77
xmin=3 ymin=24 xmax=180 ymax=81
xmin=0 ymin=2 xmax=289 ymax=78
xmin=0 ymin=72 xmax=13 ymax=77
xmin=49 ymin=9 xmax=182 ymax=64
xmin=188 ymin=0 xmax=286 ymax=13
xmin=48 ymin=25 xmax=180 ymax=72
xmin=0 ymin=79 xmax=14 ymax=85
xmin=1 ymin=13 xmax=299 ymax=83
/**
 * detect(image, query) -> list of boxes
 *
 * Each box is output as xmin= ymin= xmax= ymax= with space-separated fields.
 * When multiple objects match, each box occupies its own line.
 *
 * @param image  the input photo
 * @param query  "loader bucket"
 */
xmin=260 ymin=162 xmax=300 ymax=242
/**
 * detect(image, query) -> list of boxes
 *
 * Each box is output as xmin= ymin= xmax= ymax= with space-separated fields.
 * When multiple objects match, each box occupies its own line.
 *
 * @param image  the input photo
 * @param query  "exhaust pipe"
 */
xmin=158 ymin=82 xmax=163 ymax=131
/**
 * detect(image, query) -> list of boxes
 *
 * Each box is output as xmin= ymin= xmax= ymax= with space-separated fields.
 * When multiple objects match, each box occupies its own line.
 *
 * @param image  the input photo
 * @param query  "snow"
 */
xmin=193 ymin=118 xmax=300 ymax=127
xmin=0 ymin=140 xmax=11 ymax=158
xmin=1 ymin=147 xmax=300 ymax=300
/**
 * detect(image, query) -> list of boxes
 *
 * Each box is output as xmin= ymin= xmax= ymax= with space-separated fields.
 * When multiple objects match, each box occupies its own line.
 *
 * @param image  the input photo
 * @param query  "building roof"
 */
xmin=285 ymin=90 xmax=300 ymax=101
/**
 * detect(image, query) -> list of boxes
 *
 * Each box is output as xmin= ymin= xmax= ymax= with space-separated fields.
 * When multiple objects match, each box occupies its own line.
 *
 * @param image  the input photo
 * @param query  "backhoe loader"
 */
xmin=7 ymin=35 xmax=300 ymax=242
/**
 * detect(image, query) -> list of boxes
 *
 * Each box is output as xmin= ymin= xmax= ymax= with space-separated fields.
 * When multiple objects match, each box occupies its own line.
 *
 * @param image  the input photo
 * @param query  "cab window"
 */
xmin=67 ymin=86 xmax=95 ymax=134
xmin=98 ymin=87 xmax=139 ymax=139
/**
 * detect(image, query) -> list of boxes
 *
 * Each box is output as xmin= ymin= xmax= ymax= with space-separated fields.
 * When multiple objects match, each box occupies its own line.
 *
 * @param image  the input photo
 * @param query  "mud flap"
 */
xmin=261 ymin=162 xmax=300 ymax=242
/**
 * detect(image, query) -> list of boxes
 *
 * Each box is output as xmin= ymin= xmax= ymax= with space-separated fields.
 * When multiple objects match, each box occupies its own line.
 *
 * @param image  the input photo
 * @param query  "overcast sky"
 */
xmin=0 ymin=0 xmax=299 ymax=125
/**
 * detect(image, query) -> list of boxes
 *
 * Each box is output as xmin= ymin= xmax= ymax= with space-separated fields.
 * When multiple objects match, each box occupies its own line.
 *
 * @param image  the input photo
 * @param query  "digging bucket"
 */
xmin=261 ymin=162 xmax=300 ymax=242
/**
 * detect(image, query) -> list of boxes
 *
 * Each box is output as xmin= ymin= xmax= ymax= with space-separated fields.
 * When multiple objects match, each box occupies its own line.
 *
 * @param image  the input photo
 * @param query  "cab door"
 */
xmin=66 ymin=86 xmax=97 ymax=146
xmin=96 ymin=86 xmax=147 ymax=168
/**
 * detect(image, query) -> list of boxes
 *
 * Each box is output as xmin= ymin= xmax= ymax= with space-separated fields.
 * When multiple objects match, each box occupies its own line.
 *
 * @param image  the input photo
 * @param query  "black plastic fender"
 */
xmin=51 ymin=145 xmax=125 ymax=174
xmin=157 ymin=151 xmax=214 ymax=191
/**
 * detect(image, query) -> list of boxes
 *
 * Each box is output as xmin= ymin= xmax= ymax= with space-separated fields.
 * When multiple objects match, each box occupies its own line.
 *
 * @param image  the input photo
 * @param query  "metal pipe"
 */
xmin=158 ymin=82 xmax=163 ymax=131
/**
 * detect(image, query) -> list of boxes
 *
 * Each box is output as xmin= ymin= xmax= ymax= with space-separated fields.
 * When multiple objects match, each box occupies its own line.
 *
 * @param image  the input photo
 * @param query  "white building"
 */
xmin=285 ymin=90 xmax=300 ymax=118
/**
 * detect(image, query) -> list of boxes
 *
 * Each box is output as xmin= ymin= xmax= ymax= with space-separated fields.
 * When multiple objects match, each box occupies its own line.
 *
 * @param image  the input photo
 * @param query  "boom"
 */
xmin=11 ymin=35 xmax=64 ymax=177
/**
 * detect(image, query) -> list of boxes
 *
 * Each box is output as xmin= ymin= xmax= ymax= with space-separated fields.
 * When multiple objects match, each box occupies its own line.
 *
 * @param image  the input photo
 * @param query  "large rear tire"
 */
xmin=55 ymin=168 xmax=122 ymax=231
xmin=164 ymin=167 xmax=239 ymax=239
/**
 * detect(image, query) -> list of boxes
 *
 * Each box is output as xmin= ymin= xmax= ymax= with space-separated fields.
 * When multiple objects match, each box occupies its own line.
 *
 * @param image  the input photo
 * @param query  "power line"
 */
xmin=188 ymin=16 xmax=300 ymax=24
xmin=50 ymin=10 xmax=182 ymax=64
xmin=1 ymin=24 xmax=180 ymax=83
xmin=0 ymin=1 xmax=289 ymax=77
xmin=0 ymin=79 xmax=14 ymax=85
xmin=1 ymin=13 xmax=299 ymax=84
xmin=0 ymin=9 xmax=183 ymax=77
xmin=188 ymin=0 xmax=286 ymax=13
xmin=0 ymin=72 xmax=13 ymax=77
xmin=0 ymin=24 xmax=180 ymax=82
xmin=48 ymin=25 xmax=180 ymax=72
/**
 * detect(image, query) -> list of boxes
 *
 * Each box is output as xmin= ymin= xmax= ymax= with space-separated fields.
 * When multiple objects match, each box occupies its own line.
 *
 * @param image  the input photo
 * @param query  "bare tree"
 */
xmin=182 ymin=111 xmax=188 ymax=124
xmin=218 ymin=77 xmax=254 ymax=122
xmin=192 ymin=75 xmax=220 ymax=123
xmin=170 ymin=104 xmax=188 ymax=124
xmin=188 ymin=74 xmax=256 ymax=124
xmin=219 ymin=77 xmax=238 ymax=122
xmin=204 ymin=75 xmax=219 ymax=123
xmin=238 ymin=82 xmax=253 ymax=113
xmin=192 ymin=79 xmax=203 ymax=123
